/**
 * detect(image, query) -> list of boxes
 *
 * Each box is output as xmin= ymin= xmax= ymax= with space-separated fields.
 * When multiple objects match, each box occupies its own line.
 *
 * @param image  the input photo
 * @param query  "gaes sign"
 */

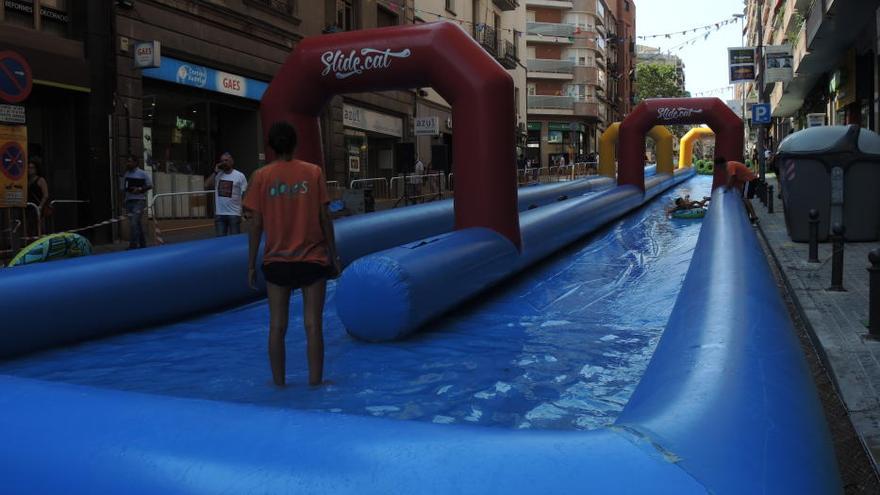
xmin=133 ymin=41 xmax=161 ymax=69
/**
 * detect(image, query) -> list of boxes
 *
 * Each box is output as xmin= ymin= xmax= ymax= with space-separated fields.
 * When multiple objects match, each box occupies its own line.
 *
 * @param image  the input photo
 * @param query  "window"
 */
xmin=625 ymin=1 xmax=630 ymax=12
xmin=515 ymin=87 xmax=521 ymax=117
xmin=337 ymin=0 xmax=358 ymax=31
xmin=527 ymin=10 xmax=536 ymax=22
xmin=548 ymin=131 xmax=564 ymax=144
xmin=377 ymin=4 xmax=397 ymax=27
xmin=567 ymin=48 xmax=594 ymax=67
xmin=446 ymin=0 xmax=456 ymax=14
xmin=564 ymin=13 xmax=594 ymax=31
xmin=596 ymin=0 xmax=605 ymax=19
xmin=527 ymin=83 xmax=537 ymax=96
xmin=565 ymin=84 xmax=593 ymax=101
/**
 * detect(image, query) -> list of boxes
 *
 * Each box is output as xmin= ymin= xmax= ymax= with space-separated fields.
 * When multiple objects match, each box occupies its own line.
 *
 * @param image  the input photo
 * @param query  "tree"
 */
xmin=635 ymin=63 xmax=688 ymax=102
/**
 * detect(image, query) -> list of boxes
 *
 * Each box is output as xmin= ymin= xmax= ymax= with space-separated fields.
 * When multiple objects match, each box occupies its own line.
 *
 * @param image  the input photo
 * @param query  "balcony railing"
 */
xmin=475 ymin=24 xmax=498 ymax=55
xmin=527 ymin=22 xmax=575 ymax=39
xmin=527 ymin=58 xmax=575 ymax=73
xmin=246 ymin=0 xmax=296 ymax=15
xmin=500 ymin=39 xmax=519 ymax=69
xmin=493 ymin=0 xmax=519 ymax=11
xmin=528 ymin=95 xmax=575 ymax=109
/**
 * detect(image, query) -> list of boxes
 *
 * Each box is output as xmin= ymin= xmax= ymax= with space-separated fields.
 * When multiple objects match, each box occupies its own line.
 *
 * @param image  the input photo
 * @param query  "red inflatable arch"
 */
xmin=618 ymin=97 xmax=744 ymax=191
xmin=259 ymin=22 xmax=521 ymax=248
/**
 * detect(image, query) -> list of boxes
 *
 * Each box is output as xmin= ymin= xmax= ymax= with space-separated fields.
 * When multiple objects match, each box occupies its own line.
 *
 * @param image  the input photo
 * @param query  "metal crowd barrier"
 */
xmin=389 ymin=173 xmax=447 ymax=199
xmin=48 ymin=199 xmax=89 ymax=234
xmin=148 ymin=191 xmax=214 ymax=220
xmin=350 ymin=178 xmax=390 ymax=199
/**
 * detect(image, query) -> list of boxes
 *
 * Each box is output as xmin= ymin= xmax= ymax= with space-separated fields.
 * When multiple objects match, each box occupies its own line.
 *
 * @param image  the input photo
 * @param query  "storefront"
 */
xmin=342 ymin=103 xmax=404 ymax=183
xmin=526 ymin=122 xmax=542 ymax=167
xmin=141 ymin=57 xmax=268 ymax=178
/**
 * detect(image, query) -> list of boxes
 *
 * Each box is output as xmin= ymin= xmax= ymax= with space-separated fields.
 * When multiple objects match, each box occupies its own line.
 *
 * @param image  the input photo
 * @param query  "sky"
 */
xmin=634 ymin=0 xmax=747 ymax=101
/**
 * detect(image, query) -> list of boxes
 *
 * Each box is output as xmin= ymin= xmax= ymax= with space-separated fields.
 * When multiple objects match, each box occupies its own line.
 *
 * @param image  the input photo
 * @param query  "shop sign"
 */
xmin=0 ymin=124 xmax=27 ymax=208
xmin=348 ymin=155 xmax=361 ymax=172
xmin=4 ymin=1 xmax=69 ymax=22
xmin=764 ymin=45 xmax=793 ymax=85
xmin=133 ymin=41 xmax=161 ymax=69
xmin=414 ymin=116 xmax=439 ymax=136
xmin=343 ymin=104 xmax=403 ymax=137
xmin=216 ymin=71 xmax=247 ymax=98
xmin=0 ymin=104 xmax=25 ymax=124
xmin=728 ymin=47 xmax=756 ymax=84
xmin=320 ymin=48 xmax=412 ymax=79
xmin=806 ymin=113 xmax=826 ymax=128
xmin=143 ymin=56 xmax=268 ymax=101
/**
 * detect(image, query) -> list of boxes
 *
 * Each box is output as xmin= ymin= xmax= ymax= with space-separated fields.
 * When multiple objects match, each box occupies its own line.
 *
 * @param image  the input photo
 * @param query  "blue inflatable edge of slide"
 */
xmin=0 ymin=175 xmax=618 ymax=359
xmin=0 ymin=172 xmax=840 ymax=493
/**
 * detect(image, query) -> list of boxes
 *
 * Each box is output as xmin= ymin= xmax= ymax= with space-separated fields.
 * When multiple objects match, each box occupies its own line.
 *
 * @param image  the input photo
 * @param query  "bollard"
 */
xmin=767 ymin=185 xmax=774 ymax=213
xmin=869 ymin=249 xmax=880 ymax=339
xmin=828 ymin=223 xmax=846 ymax=291
xmin=808 ymin=209 xmax=819 ymax=263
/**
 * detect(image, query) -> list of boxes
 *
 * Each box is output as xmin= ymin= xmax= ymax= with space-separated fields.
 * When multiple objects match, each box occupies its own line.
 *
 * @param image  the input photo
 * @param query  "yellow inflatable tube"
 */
xmin=678 ymin=127 xmax=715 ymax=169
xmin=599 ymin=123 xmax=674 ymax=177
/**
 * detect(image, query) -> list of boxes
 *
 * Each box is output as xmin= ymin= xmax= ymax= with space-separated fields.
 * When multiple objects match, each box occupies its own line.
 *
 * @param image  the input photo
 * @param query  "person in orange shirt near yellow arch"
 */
xmin=244 ymin=121 xmax=341 ymax=387
xmin=716 ymin=156 xmax=759 ymax=224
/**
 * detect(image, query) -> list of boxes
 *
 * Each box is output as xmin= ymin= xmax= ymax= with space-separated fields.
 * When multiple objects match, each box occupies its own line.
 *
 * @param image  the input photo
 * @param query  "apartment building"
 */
xmin=635 ymin=44 xmax=685 ymax=95
xmin=740 ymin=0 xmax=880 ymax=149
xmin=524 ymin=0 xmax=635 ymax=167
xmin=413 ymin=0 xmax=526 ymax=175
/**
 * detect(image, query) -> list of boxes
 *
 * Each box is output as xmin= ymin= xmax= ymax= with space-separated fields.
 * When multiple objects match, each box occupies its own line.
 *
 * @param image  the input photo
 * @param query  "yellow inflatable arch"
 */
xmin=678 ymin=127 xmax=715 ymax=169
xmin=598 ymin=123 xmax=674 ymax=178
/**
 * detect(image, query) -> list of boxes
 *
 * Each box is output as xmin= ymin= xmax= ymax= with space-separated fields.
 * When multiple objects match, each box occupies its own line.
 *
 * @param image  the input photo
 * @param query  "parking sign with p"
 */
xmin=752 ymin=103 xmax=771 ymax=125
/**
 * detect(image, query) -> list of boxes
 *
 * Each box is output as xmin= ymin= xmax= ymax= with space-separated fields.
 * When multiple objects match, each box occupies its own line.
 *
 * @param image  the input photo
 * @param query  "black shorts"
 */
xmin=744 ymin=179 xmax=757 ymax=199
xmin=262 ymin=262 xmax=331 ymax=289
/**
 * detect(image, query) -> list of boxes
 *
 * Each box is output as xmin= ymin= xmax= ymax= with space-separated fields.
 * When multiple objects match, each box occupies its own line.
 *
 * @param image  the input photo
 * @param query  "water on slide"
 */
xmin=0 ymin=176 xmax=711 ymax=430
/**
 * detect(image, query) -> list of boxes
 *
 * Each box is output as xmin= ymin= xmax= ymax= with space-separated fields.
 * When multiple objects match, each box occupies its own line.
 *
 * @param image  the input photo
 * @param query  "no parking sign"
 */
xmin=0 ymin=125 xmax=27 ymax=207
xmin=0 ymin=51 xmax=33 ymax=104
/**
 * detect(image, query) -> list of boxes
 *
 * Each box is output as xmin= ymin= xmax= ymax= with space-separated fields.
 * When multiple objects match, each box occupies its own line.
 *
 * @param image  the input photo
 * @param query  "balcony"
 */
xmin=493 ymin=0 xmax=519 ymax=11
xmin=527 ymin=58 xmax=574 ymax=79
xmin=499 ymin=39 xmax=519 ymax=70
xmin=527 ymin=22 xmax=575 ymax=43
xmin=525 ymin=0 xmax=573 ymax=8
xmin=528 ymin=95 xmax=575 ymax=115
xmin=475 ymin=24 xmax=498 ymax=55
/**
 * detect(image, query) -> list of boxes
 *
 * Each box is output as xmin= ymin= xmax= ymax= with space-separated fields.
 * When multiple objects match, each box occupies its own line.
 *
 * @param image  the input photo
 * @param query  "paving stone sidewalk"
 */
xmin=753 ymin=175 xmax=880 ymax=482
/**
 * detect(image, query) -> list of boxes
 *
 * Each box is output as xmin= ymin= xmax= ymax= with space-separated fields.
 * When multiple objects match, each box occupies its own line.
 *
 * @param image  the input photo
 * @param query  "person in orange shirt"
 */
xmin=244 ymin=121 xmax=341 ymax=387
xmin=716 ymin=156 xmax=759 ymax=223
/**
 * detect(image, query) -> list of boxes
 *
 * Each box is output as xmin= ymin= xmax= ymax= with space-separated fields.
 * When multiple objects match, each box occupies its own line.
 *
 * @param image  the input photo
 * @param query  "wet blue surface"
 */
xmin=0 ymin=176 xmax=711 ymax=430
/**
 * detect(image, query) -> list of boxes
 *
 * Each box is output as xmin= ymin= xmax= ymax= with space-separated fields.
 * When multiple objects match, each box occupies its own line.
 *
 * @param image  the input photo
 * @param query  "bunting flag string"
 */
xmin=636 ymin=16 xmax=740 ymax=40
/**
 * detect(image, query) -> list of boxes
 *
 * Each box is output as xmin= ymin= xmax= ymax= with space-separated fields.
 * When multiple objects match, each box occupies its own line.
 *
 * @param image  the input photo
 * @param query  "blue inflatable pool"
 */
xmin=0 ymin=172 xmax=841 ymax=493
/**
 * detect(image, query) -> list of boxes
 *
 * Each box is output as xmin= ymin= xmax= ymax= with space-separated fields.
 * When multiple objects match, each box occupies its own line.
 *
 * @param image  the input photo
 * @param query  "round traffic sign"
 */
xmin=0 ymin=141 xmax=26 ymax=181
xmin=0 ymin=51 xmax=33 ymax=104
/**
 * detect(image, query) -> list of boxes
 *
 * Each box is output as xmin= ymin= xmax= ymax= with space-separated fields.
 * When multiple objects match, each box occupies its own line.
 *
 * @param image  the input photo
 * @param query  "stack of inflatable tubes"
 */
xmin=0 ymin=175 xmax=615 ymax=358
xmin=0 ymin=177 xmax=839 ymax=494
xmin=336 ymin=169 xmax=694 ymax=341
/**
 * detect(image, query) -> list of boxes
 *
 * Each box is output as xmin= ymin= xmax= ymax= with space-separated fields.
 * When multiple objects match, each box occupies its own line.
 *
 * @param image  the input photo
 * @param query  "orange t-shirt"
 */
xmin=242 ymin=160 xmax=330 ymax=265
xmin=726 ymin=161 xmax=757 ymax=188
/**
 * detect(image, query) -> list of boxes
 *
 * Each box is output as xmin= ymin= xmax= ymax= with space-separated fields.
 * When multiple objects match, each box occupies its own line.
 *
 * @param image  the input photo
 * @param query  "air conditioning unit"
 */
xmin=446 ymin=117 xmax=453 ymax=129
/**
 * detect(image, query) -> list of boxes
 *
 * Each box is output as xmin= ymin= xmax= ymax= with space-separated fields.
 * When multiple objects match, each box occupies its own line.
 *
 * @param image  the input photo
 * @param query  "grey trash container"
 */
xmin=775 ymin=125 xmax=880 ymax=242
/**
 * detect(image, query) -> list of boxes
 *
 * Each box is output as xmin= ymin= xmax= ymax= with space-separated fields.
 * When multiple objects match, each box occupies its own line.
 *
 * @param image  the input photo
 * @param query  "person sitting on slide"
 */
xmin=666 ymin=195 xmax=709 ymax=217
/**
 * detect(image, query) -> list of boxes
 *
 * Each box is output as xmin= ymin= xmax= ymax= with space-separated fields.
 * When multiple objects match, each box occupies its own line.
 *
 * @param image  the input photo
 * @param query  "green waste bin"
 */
xmin=775 ymin=125 xmax=880 ymax=242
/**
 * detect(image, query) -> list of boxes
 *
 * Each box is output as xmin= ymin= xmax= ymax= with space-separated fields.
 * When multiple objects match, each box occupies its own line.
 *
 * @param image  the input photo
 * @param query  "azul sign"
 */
xmin=657 ymin=107 xmax=704 ymax=121
xmin=321 ymin=48 xmax=411 ymax=79
xmin=143 ymin=57 xmax=267 ymax=101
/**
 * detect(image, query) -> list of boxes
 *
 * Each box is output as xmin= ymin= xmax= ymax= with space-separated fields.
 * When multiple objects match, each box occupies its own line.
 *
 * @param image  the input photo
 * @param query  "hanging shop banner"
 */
xmin=764 ymin=44 xmax=793 ymax=85
xmin=142 ymin=56 xmax=268 ymax=101
xmin=414 ymin=116 xmax=439 ymax=136
xmin=343 ymin=104 xmax=403 ymax=137
xmin=0 ymin=124 xmax=27 ymax=207
xmin=728 ymin=47 xmax=756 ymax=84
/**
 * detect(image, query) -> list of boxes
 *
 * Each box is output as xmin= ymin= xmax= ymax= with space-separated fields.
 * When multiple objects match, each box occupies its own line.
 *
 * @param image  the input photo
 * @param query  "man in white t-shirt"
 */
xmin=205 ymin=151 xmax=248 ymax=236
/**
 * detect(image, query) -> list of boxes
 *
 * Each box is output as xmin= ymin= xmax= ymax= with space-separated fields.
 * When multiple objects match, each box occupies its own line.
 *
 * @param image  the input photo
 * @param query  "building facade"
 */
xmin=412 ymin=0 xmax=525 ymax=176
xmin=741 ymin=0 xmax=880 ymax=152
xmin=524 ymin=0 xmax=634 ymax=167
xmin=0 ymin=1 xmax=114 ymax=241
xmin=635 ymin=44 xmax=685 ymax=95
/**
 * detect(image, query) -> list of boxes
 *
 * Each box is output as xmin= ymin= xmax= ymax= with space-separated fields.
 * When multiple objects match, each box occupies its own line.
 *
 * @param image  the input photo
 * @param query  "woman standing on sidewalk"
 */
xmin=244 ymin=121 xmax=341 ymax=387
